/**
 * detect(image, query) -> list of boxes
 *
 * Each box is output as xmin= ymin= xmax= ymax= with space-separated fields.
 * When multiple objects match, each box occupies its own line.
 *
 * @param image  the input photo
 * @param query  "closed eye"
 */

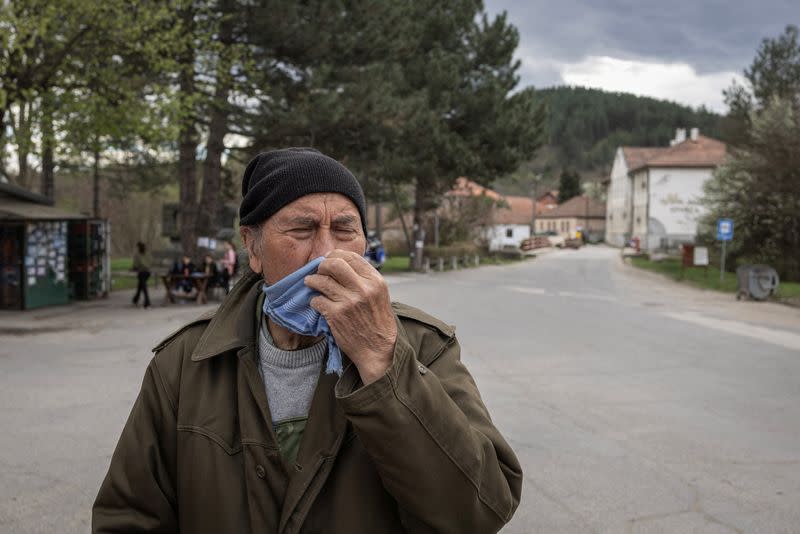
xmin=287 ymin=227 xmax=314 ymax=238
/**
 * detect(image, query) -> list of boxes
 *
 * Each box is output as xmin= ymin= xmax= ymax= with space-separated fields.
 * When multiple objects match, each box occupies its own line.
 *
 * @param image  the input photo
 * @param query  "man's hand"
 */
xmin=305 ymin=250 xmax=397 ymax=385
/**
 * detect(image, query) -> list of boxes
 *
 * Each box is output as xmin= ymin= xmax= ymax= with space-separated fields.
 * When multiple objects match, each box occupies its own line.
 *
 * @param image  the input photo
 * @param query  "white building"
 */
xmin=444 ymin=177 xmax=534 ymax=252
xmin=485 ymin=195 xmax=533 ymax=251
xmin=605 ymin=128 xmax=726 ymax=251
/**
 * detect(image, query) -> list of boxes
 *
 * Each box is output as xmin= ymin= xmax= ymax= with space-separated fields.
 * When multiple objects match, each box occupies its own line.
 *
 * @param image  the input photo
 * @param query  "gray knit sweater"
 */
xmin=257 ymin=315 xmax=326 ymax=425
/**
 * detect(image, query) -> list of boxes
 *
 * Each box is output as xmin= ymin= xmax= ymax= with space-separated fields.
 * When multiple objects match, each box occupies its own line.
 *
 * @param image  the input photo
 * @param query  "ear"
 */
xmin=239 ymin=227 xmax=263 ymax=274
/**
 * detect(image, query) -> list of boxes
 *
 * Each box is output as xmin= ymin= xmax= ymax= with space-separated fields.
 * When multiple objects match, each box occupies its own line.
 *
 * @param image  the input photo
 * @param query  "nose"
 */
xmin=309 ymin=228 xmax=337 ymax=259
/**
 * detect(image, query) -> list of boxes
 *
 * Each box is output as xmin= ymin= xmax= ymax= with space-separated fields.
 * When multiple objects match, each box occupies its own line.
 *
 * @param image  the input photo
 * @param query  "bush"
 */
xmin=424 ymin=242 xmax=480 ymax=260
xmin=383 ymin=238 xmax=409 ymax=257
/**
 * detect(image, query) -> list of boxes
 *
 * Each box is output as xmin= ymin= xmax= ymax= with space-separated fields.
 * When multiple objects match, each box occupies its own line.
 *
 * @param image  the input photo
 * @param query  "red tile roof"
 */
xmin=447 ymin=177 xmax=503 ymax=200
xmin=627 ymin=135 xmax=726 ymax=173
xmin=493 ymin=195 xmax=534 ymax=225
xmin=538 ymin=196 xmax=606 ymax=219
xmin=622 ymin=147 xmax=669 ymax=171
xmin=537 ymin=190 xmax=559 ymax=202
xmin=448 ymin=177 xmax=535 ymax=225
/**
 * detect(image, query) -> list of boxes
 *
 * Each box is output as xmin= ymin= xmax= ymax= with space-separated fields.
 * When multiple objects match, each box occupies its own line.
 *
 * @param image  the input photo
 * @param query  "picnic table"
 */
xmin=162 ymin=273 xmax=211 ymax=305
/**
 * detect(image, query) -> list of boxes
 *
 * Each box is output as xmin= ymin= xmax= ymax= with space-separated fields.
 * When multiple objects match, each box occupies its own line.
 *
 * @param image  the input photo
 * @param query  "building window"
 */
xmin=609 ymin=214 xmax=613 ymax=221
xmin=641 ymin=179 xmax=646 ymax=189
xmin=636 ymin=217 xmax=641 ymax=224
xmin=506 ymin=228 xmax=513 ymax=238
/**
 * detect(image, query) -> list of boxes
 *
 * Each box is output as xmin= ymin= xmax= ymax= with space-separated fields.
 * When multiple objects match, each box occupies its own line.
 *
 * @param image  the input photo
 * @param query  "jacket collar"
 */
xmin=191 ymin=270 xmax=264 ymax=361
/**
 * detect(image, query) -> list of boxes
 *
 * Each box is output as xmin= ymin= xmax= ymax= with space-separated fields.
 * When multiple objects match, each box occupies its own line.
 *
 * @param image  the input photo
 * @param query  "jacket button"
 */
xmin=418 ymin=363 xmax=428 ymax=375
xmin=255 ymin=465 xmax=266 ymax=479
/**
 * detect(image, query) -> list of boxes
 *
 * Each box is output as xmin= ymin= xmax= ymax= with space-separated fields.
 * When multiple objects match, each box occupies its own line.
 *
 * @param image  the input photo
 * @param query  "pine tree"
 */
xmin=558 ymin=169 xmax=581 ymax=204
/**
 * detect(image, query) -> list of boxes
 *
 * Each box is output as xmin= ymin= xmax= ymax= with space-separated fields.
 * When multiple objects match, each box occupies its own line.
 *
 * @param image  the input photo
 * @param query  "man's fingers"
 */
xmin=317 ymin=256 xmax=362 ymax=288
xmin=326 ymin=249 xmax=375 ymax=278
xmin=309 ymin=294 xmax=335 ymax=318
xmin=304 ymin=274 xmax=348 ymax=301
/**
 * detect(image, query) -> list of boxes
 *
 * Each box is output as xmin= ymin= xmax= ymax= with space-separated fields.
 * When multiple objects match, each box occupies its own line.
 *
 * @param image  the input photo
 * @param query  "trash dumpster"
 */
xmin=736 ymin=264 xmax=780 ymax=301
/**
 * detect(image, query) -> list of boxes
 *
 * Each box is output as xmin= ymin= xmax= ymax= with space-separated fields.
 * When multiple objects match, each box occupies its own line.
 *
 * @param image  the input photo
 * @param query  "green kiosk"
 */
xmin=0 ymin=182 xmax=110 ymax=310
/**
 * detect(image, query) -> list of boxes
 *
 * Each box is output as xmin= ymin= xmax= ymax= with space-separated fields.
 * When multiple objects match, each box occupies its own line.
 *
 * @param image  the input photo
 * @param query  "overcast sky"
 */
xmin=484 ymin=0 xmax=798 ymax=112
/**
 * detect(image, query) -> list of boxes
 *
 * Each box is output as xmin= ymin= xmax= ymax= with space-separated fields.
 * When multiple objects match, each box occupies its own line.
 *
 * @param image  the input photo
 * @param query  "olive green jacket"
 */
xmin=92 ymin=271 xmax=522 ymax=533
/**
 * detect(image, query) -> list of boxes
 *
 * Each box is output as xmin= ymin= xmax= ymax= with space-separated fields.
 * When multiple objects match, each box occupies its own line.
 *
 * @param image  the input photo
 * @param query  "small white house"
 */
xmin=605 ymin=128 xmax=726 ymax=251
xmin=445 ymin=178 xmax=534 ymax=252
xmin=485 ymin=195 xmax=533 ymax=251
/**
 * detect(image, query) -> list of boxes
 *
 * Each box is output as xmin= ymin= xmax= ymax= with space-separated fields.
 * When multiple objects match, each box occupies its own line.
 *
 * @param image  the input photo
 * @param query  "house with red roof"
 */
xmin=536 ymin=196 xmax=606 ymax=241
xmin=605 ymin=128 xmax=726 ymax=251
xmin=446 ymin=178 xmax=534 ymax=251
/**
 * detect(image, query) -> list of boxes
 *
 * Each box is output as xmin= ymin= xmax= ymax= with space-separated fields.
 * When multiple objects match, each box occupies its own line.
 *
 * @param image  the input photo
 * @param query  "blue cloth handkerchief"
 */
xmin=262 ymin=257 xmax=344 ymax=376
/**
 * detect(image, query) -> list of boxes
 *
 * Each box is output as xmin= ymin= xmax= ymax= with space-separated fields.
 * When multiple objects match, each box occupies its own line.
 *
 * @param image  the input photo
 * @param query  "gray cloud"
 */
xmin=486 ymin=0 xmax=799 ymax=88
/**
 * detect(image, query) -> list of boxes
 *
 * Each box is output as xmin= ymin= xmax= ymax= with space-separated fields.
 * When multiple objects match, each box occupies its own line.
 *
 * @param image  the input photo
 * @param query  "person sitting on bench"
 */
xmin=170 ymin=255 xmax=195 ymax=293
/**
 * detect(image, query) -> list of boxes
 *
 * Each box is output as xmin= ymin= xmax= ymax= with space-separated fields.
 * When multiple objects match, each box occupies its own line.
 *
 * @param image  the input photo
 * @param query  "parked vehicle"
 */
xmin=365 ymin=232 xmax=386 ymax=270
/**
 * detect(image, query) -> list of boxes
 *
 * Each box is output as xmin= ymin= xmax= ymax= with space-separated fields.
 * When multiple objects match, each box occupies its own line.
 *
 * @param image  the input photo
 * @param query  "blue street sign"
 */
xmin=717 ymin=218 xmax=734 ymax=241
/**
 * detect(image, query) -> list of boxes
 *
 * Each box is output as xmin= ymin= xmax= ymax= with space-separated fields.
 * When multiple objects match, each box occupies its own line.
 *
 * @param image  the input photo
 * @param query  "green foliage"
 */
xmin=557 ymin=169 xmax=582 ymax=203
xmin=723 ymin=25 xmax=800 ymax=146
xmin=433 ymin=194 xmax=500 ymax=246
xmin=707 ymin=25 xmax=800 ymax=282
xmin=0 ymin=0 xmax=179 ymax=189
xmin=1 ymin=0 xmax=544 ymax=256
xmin=702 ymin=96 xmax=800 ymax=281
xmin=536 ymin=86 xmax=722 ymax=172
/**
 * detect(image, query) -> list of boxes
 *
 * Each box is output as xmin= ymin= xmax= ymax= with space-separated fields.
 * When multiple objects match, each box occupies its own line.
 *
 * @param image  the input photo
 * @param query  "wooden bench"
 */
xmin=161 ymin=273 xmax=211 ymax=305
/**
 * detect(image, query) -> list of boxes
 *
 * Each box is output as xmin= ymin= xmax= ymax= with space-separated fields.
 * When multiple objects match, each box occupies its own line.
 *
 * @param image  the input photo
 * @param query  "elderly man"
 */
xmin=92 ymin=148 xmax=521 ymax=533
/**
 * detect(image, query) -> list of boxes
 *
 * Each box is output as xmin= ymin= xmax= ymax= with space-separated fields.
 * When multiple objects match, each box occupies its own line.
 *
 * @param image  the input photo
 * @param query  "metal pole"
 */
xmin=530 ymin=176 xmax=538 ymax=237
xmin=720 ymin=240 xmax=726 ymax=283
xmin=375 ymin=200 xmax=382 ymax=241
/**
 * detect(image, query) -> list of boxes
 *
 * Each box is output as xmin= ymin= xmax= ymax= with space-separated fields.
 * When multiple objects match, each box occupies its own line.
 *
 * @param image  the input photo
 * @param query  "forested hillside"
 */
xmin=494 ymin=86 xmax=724 ymax=196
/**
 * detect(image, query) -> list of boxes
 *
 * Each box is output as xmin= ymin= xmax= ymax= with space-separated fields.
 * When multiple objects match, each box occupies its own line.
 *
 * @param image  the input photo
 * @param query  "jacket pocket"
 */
xmin=177 ymin=425 xmax=242 ymax=455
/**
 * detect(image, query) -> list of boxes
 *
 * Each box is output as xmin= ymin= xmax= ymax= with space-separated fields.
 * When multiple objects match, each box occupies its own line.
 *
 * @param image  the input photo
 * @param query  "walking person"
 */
xmin=220 ymin=240 xmax=237 ymax=293
xmin=131 ymin=242 xmax=151 ymax=309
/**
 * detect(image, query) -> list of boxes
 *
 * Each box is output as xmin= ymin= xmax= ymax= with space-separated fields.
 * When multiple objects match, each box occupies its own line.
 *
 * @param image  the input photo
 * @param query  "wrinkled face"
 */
xmin=241 ymin=193 xmax=366 ymax=284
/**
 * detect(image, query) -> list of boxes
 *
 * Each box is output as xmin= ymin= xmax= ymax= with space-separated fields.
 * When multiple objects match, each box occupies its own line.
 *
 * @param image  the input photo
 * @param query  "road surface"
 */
xmin=1 ymin=246 xmax=799 ymax=533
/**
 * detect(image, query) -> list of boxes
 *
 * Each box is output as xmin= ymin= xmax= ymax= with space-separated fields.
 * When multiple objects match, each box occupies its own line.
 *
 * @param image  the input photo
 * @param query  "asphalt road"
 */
xmin=1 ymin=246 xmax=799 ymax=533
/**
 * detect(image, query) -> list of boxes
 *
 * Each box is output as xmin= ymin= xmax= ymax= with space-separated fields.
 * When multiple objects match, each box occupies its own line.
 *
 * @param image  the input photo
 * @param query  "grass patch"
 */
xmin=111 ymin=257 xmax=138 ymax=290
xmin=382 ymin=255 xmax=410 ymax=273
xmin=111 ymin=276 xmax=138 ymax=291
xmin=629 ymin=256 xmax=800 ymax=300
xmin=111 ymin=257 xmax=132 ymax=271
xmin=775 ymin=283 xmax=800 ymax=299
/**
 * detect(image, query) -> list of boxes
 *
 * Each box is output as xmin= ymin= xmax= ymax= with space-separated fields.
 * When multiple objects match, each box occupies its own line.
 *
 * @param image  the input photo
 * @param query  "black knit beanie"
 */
xmin=239 ymin=148 xmax=367 ymax=235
